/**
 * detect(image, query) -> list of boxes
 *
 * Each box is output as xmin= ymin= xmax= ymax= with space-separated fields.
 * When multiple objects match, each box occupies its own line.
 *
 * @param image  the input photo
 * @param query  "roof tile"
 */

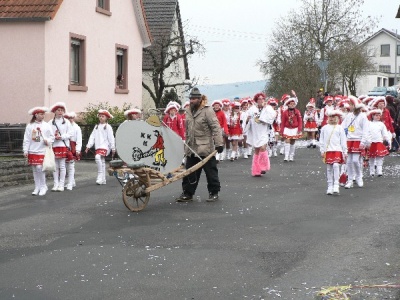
xmin=0 ymin=0 xmax=63 ymax=20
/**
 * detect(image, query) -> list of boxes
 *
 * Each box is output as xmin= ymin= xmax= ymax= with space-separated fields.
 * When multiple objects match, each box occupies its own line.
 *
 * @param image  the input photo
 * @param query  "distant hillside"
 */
xmin=197 ymin=80 xmax=268 ymax=101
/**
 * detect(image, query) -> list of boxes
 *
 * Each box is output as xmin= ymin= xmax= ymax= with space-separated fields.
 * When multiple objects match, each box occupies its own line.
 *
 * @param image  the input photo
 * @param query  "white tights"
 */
xmin=95 ymin=154 xmax=106 ymax=183
xmin=53 ymin=158 xmax=66 ymax=187
xmin=326 ymin=163 xmax=340 ymax=188
xmin=32 ymin=165 xmax=46 ymax=190
xmin=346 ymin=153 xmax=362 ymax=181
xmin=66 ymin=161 xmax=76 ymax=186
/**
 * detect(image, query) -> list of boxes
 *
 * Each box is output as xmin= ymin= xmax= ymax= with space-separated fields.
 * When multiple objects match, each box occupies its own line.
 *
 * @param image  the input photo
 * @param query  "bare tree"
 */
xmin=142 ymin=18 xmax=204 ymax=108
xmin=329 ymin=42 xmax=376 ymax=96
xmin=259 ymin=0 xmax=377 ymax=102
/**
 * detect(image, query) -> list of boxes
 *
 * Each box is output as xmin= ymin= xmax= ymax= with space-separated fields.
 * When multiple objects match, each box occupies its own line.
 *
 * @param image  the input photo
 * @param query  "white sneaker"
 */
xmin=32 ymin=187 xmax=39 ymax=196
xmin=273 ymin=150 xmax=277 ymax=157
xmin=66 ymin=184 xmax=73 ymax=191
xmin=38 ymin=187 xmax=47 ymax=196
xmin=243 ymin=153 xmax=248 ymax=159
xmin=51 ymin=185 xmax=58 ymax=192
xmin=333 ymin=185 xmax=339 ymax=194
xmin=289 ymin=155 xmax=294 ymax=161
xmin=326 ymin=187 xmax=333 ymax=195
xmin=356 ymin=178 xmax=364 ymax=188
xmin=344 ymin=181 xmax=353 ymax=189
xmin=57 ymin=186 xmax=64 ymax=192
xmin=96 ymin=180 xmax=106 ymax=185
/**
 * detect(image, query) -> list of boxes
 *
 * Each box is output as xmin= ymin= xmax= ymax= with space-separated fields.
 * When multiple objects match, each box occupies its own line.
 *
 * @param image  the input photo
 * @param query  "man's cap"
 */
xmin=189 ymin=87 xmax=202 ymax=98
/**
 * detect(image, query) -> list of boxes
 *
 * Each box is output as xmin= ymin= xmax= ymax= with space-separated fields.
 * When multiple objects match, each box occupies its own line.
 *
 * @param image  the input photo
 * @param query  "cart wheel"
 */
xmin=122 ymin=176 xmax=150 ymax=212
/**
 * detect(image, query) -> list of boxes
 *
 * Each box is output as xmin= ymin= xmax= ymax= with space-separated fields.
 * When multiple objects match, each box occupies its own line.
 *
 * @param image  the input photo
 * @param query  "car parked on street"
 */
xmin=367 ymin=86 xmax=398 ymax=98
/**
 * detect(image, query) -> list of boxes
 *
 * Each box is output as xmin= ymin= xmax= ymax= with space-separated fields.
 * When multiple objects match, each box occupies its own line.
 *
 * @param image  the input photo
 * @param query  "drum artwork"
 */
xmin=115 ymin=116 xmax=184 ymax=174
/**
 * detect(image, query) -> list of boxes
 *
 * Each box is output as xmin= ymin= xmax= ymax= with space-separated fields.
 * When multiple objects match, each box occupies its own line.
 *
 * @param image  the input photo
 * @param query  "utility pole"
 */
xmin=395 ymin=29 xmax=399 ymax=85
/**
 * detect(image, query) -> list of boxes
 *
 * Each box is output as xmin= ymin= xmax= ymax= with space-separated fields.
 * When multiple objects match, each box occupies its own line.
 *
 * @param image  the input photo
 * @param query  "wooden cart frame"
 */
xmin=108 ymin=150 xmax=217 ymax=212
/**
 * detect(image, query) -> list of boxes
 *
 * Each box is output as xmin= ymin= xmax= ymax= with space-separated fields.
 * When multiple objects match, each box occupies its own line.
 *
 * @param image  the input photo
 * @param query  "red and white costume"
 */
xmin=318 ymin=96 xmax=335 ymax=127
xmin=303 ymin=108 xmax=318 ymax=132
xmin=163 ymin=105 xmax=185 ymax=140
xmin=280 ymin=106 xmax=302 ymax=139
xmin=48 ymin=102 xmax=73 ymax=191
xmin=64 ymin=111 xmax=82 ymax=190
xmin=228 ymin=111 xmax=244 ymax=140
xmin=341 ymin=96 xmax=371 ymax=188
xmin=212 ymin=100 xmax=229 ymax=161
xmin=280 ymin=97 xmax=303 ymax=161
xmin=23 ymin=106 xmax=54 ymax=196
xmin=367 ymin=109 xmax=391 ymax=177
xmin=319 ymin=110 xmax=347 ymax=194
xmin=86 ymin=110 xmax=116 ymax=185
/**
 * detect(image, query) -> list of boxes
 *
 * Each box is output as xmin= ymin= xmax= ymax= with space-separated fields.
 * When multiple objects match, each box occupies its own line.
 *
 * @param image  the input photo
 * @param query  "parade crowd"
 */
xmin=22 ymin=88 xmax=400 ymax=198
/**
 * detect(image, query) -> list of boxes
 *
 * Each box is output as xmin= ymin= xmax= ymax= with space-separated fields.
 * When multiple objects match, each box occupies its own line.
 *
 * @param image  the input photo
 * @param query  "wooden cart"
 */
xmin=108 ymin=150 xmax=216 ymax=212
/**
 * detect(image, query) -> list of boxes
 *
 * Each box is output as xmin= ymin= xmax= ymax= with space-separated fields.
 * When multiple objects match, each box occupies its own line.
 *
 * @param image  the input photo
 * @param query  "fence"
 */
xmin=0 ymin=123 xmax=120 ymax=160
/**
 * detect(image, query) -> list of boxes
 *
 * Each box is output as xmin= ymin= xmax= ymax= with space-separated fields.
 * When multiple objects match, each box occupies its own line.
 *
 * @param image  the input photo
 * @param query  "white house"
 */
xmin=141 ymin=0 xmax=189 ymax=111
xmin=0 ymin=0 xmax=152 ymax=124
xmin=357 ymin=28 xmax=400 ymax=96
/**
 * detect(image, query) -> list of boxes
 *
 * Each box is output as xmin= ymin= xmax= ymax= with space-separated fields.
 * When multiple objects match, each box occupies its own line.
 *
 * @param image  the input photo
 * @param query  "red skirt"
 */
xmin=304 ymin=121 xmax=318 ymax=132
xmin=96 ymin=148 xmax=108 ymax=156
xmin=28 ymin=154 xmax=44 ymax=165
xmin=368 ymin=142 xmax=389 ymax=157
xmin=324 ymin=151 xmax=345 ymax=164
xmin=53 ymin=146 xmax=68 ymax=159
xmin=347 ymin=140 xmax=362 ymax=153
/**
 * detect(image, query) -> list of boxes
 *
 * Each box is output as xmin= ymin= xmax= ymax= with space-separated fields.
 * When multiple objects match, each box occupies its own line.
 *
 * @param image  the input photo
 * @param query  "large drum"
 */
xmin=115 ymin=117 xmax=184 ymax=174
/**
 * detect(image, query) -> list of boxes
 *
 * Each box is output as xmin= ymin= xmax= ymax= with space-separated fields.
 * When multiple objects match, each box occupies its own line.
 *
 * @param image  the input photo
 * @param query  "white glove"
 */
xmin=393 ymin=132 xmax=396 ymax=139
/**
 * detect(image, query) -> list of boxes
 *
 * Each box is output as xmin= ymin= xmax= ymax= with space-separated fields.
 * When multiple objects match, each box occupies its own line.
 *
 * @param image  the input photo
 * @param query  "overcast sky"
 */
xmin=179 ymin=0 xmax=400 ymax=85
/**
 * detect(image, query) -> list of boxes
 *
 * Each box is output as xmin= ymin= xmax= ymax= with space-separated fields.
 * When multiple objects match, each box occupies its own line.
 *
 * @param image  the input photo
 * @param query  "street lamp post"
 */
xmin=317 ymin=60 xmax=329 ymax=92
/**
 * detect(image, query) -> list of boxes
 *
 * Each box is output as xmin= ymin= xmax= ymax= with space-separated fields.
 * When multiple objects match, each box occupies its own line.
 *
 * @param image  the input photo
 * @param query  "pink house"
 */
xmin=0 ymin=0 xmax=152 ymax=124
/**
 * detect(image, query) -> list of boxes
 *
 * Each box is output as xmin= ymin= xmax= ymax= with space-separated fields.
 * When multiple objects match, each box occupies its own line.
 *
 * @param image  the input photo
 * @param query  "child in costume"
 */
xmin=64 ymin=112 xmax=82 ymax=190
xmin=85 ymin=109 xmax=116 ymax=185
xmin=23 ymin=107 xmax=54 ymax=196
xmin=341 ymin=96 xmax=370 ymax=188
xmin=212 ymin=99 xmax=229 ymax=161
xmin=246 ymin=93 xmax=276 ymax=176
xmin=228 ymin=101 xmax=245 ymax=161
xmin=367 ymin=109 xmax=391 ymax=177
xmin=303 ymin=98 xmax=319 ymax=148
xmin=49 ymin=102 xmax=73 ymax=192
xmin=220 ymin=99 xmax=232 ymax=161
xmin=280 ymin=92 xmax=303 ymax=162
xmin=318 ymin=95 xmax=335 ymax=127
xmin=319 ymin=110 xmax=347 ymax=195
xmin=124 ymin=108 xmax=142 ymax=121
xmin=162 ymin=103 xmax=185 ymax=140
xmin=239 ymin=98 xmax=250 ymax=159
xmin=267 ymin=98 xmax=280 ymax=157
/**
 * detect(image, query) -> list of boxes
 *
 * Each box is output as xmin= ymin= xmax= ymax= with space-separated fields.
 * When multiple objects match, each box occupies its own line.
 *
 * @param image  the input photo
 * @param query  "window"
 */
xmin=397 ymin=44 xmax=400 ymax=56
xmin=69 ymin=33 xmax=87 ymax=92
xmin=379 ymin=65 xmax=391 ymax=73
xmin=115 ymin=44 xmax=129 ymax=94
xmin=381 ymin=44 xmax=390 ymax=57
xmin=96 ymin=0 xmax=111 ymax=16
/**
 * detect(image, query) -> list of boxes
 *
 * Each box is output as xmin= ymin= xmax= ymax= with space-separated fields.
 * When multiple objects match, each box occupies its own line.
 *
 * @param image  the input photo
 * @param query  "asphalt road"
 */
xmin=1 ymin=145 xmax=400 ymax=300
